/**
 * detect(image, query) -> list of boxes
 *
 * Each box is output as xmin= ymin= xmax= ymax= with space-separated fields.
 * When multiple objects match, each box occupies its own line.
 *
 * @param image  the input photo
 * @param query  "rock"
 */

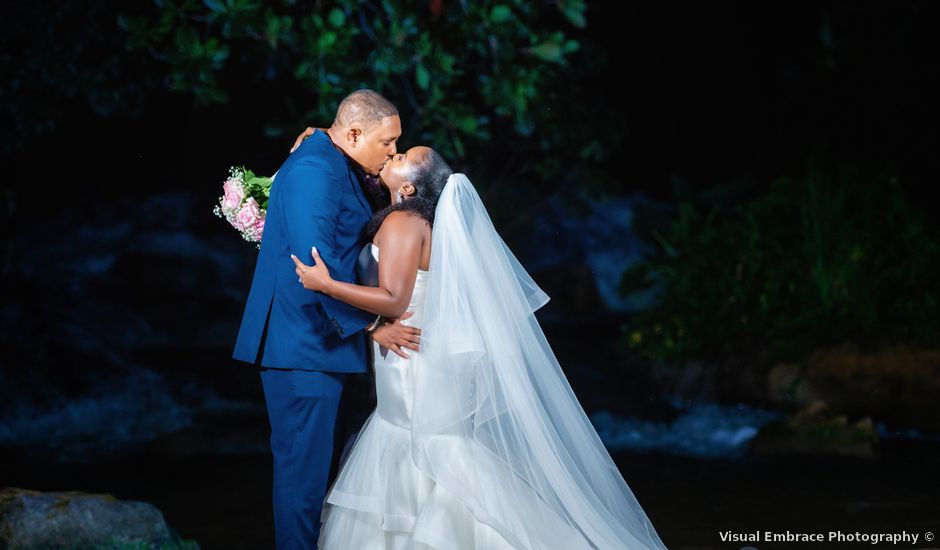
xmin=766 ymin=344 xmax=940 ymax=432
xmin=648 ymin=349 xmax=775 ymax=407
xmin=0 ymin=487 xmax=199 ymax=549
xmin=766 ymin=361 xmax=824 ymax=405
xmin=748 ymin=400 xmax=879 ymax=458
xmin=649 ymin=359 xmax=721 ymax=403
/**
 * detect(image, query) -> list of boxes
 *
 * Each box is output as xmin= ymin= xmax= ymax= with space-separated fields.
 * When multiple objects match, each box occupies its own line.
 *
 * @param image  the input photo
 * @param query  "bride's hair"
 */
xmin=365 ymin=148 xmax=452 ymax=240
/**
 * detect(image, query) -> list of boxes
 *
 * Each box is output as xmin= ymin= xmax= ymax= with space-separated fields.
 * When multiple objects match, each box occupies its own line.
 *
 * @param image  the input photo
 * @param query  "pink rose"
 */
xmin=222 ymin=178 xmax=245 ymax=213
xmin=252 ymin=214 xmax=265 ymax=238
xmin=235 ymin=197 xmax=262 ymax=232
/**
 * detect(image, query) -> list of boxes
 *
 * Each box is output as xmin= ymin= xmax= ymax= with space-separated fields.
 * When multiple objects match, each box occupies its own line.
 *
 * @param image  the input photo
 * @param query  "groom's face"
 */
xmin=354 ymin=115 xmax=402 ymax=176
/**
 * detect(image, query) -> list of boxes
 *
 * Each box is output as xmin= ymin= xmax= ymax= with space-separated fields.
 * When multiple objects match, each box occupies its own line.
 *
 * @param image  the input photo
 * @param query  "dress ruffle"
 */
xmin=317 ymin=411 xmax=592 ymax=550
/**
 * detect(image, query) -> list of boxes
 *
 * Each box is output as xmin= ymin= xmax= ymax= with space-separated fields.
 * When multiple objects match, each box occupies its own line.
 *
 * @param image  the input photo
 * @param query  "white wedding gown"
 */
xmin=318 ymin=173 xmax=669 ymax=549
xmin=317 ymin=244 xmax=596 ymax=550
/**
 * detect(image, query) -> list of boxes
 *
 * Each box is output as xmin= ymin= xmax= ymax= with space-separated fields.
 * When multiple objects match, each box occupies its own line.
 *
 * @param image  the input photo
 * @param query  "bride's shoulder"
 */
xmin=376 ymin=210 xmax=430 ymax=238
xmin=383 ymin=209 xmax=430 ymax=228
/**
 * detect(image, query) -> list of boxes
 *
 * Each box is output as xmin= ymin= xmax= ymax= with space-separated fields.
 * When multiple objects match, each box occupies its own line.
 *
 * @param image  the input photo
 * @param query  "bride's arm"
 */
xmin=293 ymin=211 xmax=427 ymax=318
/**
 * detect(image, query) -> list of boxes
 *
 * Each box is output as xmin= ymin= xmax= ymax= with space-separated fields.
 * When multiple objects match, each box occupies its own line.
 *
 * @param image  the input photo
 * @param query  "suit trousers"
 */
xmin=260 ymin=367 xmax=348 ymax=550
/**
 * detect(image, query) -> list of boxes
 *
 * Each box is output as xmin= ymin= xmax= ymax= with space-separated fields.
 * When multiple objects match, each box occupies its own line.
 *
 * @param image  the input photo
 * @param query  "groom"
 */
xmin=233 ymin=89 xmax=420 ymax=549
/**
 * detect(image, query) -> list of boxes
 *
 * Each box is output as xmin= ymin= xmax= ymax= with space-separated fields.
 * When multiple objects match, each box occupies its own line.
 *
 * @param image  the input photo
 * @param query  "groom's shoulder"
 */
xmin=278 ymin=142 xmax=344 ymax=186
xmin=291 ymin=131 xmax=346 ymax=172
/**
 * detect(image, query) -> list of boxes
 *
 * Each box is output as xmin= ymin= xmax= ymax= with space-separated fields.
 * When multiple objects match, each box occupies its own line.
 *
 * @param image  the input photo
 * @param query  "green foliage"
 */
xmin=621 ymin=166 xmax=940 ymax=364
xmin=241 ymin=167 xmax=273 ymax=209
xmin=114 ymin=0 xmax=587 ymax=164
xmin=3 ymin=1 xmax=617 ymax=235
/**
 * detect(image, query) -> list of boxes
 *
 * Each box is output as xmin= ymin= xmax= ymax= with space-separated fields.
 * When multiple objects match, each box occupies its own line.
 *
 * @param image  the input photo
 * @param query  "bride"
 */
xmin=291 ymin=146 xmax=669 ymax=550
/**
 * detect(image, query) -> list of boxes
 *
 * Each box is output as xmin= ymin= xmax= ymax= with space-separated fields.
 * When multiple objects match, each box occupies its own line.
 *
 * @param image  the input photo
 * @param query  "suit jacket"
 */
xmin=232 ymin=130 xmax=377 ymax=372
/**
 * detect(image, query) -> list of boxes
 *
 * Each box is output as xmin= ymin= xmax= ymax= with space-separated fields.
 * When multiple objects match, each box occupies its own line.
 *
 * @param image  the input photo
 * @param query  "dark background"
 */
xmin=2 ymin=2 xmax=938 ymax=549
xmin=10 ymin=3 xmax=939 ymax=204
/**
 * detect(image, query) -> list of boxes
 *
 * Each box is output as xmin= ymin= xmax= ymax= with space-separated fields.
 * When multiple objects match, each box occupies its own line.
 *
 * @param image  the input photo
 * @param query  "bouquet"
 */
xmin=213 ymin=166 xmax=274 ymax=247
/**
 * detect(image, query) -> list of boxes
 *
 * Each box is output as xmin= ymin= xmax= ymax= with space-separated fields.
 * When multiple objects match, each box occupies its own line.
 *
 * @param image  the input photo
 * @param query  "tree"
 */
xmin=115 ymin=0 xmax=590 ymax=169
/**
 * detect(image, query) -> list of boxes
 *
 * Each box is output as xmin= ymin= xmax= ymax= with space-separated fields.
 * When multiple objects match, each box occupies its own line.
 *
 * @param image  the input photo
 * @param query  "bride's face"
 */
xmin=379 ymin=146 xmax=431 ymax=196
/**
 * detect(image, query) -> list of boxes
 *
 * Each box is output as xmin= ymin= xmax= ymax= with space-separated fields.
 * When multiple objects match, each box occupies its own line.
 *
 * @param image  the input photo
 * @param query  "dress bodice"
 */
xmin=364 ymin=243 xmax=429 ymax=428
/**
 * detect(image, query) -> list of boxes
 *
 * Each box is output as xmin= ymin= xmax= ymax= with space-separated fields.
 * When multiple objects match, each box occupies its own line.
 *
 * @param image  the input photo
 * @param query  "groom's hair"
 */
xmin=334 ymin=89 xmax=398 ymax=133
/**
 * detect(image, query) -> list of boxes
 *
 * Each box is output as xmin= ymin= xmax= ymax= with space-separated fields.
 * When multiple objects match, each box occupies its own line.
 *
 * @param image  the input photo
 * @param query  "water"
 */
xmin=591 ymin=396 xmax=786 ymax=458
xmin=517 ymin=192 xmax=660 ymax=312
xmin=0 ymin=366 xmax=266 ymax=463
xmin=26 ymin=358 xmax=934 ymax=466
xmin=3 ymin=432 xmax=936 ymax=549
xmin=591 ymin=396 xmax=940 ymax=460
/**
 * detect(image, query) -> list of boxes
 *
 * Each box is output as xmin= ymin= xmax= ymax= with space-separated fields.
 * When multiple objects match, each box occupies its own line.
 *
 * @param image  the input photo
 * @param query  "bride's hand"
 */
xmin=290 ymin=126 xmax=328 ymax=153
xmin=291 ymin=247 xmax=333 ymax=291
xmin=290 ymin=127 xmax=314 ymax=153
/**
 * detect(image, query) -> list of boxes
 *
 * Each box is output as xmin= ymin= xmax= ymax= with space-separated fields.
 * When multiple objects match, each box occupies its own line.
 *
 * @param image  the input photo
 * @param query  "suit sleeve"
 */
xmin=281 ymin=161 xmax=377 ymax=339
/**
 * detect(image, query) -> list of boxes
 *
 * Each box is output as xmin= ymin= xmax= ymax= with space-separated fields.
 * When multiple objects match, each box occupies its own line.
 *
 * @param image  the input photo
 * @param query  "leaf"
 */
xmin=415 ymin=63 xmax=429 ymax=90
xmin=529 ymin=41 xmax=563 ymax=63
xmin=490 ymin=5 xmax=512 ymax=23
xmin=556 ymin=0 xmax=586 ymax=28
xmin=212 ymin=45 xmax=229 ymax=64
xmin=439 ymin=53 xmax=455 ymax=72
xmin=318 ymin=31 xmax=337 ymax=50
xmin=451 ymin=134 xmax=465 ymax=157
xmin=651 ymin=230 xmax=678 ymax=259
xmin=455 ymin=116 xmax=477 ymax=133
xmin=328 ymin=8 xmax=346 ymax=28
xmin=293 ymin=61 xmax=311 ymax=79
xmin=415 ymin=32 xmax=433 ymax=56
xmin=203 ymin=0 xmax=226 ymax=13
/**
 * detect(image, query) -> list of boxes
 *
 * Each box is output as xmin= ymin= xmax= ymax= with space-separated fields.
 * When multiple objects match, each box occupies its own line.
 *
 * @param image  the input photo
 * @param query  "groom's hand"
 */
xmin=371 ymin=312 xmax=421 ymax=359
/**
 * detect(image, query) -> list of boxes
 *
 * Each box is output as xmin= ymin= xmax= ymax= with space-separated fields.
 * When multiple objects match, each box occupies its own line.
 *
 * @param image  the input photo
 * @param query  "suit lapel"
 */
xmin=345 ymin=164 xmax=373 ymax=216
xmin=312 ymin=129 xmax=374 ymax=217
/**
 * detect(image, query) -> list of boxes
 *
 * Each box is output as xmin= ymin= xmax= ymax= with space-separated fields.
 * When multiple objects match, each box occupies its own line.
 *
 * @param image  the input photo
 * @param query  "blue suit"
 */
xmin=232 ymin=130 xmax=378 ymax=549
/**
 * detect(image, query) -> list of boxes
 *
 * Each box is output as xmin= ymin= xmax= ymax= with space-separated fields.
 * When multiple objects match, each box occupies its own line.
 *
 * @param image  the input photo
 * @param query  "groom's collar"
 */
xmin=313 ymin=129 xmax=387 ymax=213
xmin=310 ymin=129 xmax=389 ymax=212
xmin=316 ymin=129 xmax=367 ymax=174
xmin=313 ymin=128 xmax=342 ymax=154
xmin=350 ymin=161 xmax=389 ymax=214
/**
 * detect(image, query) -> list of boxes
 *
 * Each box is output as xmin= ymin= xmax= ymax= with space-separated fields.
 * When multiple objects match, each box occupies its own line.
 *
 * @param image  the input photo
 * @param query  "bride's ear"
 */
xmin=400 ymin=183 xmax=416 ymax=197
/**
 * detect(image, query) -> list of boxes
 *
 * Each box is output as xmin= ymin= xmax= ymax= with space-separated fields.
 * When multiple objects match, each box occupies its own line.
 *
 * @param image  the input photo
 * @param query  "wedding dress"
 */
xmin=317 ymin=175 xmax=668 ymax=550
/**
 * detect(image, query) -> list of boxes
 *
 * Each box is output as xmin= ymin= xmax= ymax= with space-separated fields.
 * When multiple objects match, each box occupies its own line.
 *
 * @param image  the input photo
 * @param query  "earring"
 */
xmin=396 ymin=191 xmax=404 ymax=204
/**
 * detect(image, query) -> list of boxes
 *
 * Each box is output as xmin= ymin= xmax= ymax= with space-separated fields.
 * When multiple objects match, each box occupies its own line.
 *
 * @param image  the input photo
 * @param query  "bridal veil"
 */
xmin=410 ymin=173 xmax=669 ymax=550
